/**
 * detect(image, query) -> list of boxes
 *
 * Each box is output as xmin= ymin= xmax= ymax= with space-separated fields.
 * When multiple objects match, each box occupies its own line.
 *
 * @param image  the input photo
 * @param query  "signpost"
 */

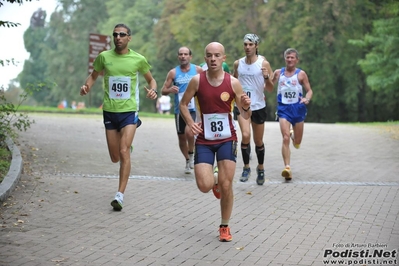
xmin=88 ymin=33 xmax=111 ymax=75
xmin=87 ymin=33 xmax=111 ymax=106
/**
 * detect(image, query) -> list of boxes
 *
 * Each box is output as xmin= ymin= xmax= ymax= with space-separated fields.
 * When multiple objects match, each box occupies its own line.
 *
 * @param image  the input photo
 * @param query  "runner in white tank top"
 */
xmin=233 ymin=33 xmax=274 ymax=186
xmin=237 ymin=56 xmax=267 ymax=111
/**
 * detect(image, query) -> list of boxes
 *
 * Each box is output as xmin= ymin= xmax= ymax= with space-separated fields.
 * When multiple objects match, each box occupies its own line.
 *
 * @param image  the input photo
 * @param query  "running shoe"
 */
xmin=185 ymin=161 xmax=192 ymax=174
xmin=219 ymin=226 xmax=233 ymax=242
xmin=290 ymin=130 xmax=300 ymax=149
xmin=212 ymin=166 xmax=220 ymax=199
xmin=256 ymin=167 xmax=265 ymax=185
xmin=111 ymin=192 xmax=123 ymax=211
xmin=240 ymin=167 xmax=251 ymax=182
xmin=213 ymin=166 xmax=219 ymax=183
xmin=281 ymin=167 xmax=292 ymax=181
xmin=189 ymin=153 xmax=194 ymax=169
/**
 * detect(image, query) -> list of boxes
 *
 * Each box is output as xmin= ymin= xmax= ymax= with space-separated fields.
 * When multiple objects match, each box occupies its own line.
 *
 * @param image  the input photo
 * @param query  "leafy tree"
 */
xmin=42 ymin=0 xmax=109 ymax=108
xmin=155 ymin=0 xmax=271 ymax=113
xmin=164 ymin=0 xmax=269 ymax=66
xmin=103 ymin=0 xmax=163 ymax=112
xmin=6 ymin=0 xmax=397 ymax=122
xmin=0 ymin=0 xmax=35 ymax=155
xmin=260 ymin=0 xmax=382 ymax=122
xmin=0 ymin=0 xmax=25 ymax=28
xmin=350 ymin=0 xmax=399 ymax=121
xmin=18 ymin=9 xmax=57 ymax=105
xmin=153 ymin=0 xmax=189 ymax=104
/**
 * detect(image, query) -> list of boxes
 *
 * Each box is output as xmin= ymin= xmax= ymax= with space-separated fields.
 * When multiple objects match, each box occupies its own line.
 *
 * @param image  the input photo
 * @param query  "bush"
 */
xmin=0 ymin=85 xmax=35 ymax=140
xmin=0 ymin=83 xmax=37 ymax=182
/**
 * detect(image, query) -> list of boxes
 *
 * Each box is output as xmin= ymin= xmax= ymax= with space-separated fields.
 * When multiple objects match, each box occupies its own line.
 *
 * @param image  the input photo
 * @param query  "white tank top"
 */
xmin=237 ymin=56 xmax=266 ymax=110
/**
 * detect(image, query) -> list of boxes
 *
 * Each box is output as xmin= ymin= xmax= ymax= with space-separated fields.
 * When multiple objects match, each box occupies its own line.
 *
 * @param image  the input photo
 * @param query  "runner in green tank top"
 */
xmin=80 ymin=23 xmax=158 ymax=211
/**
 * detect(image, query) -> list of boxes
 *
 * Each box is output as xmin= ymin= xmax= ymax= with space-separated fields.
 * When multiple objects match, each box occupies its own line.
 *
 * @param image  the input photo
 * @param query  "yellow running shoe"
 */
xmin=281 ymin=167 xmax=292 ymax=181
xmin=290 ymin=130 xmax=300 ymax=149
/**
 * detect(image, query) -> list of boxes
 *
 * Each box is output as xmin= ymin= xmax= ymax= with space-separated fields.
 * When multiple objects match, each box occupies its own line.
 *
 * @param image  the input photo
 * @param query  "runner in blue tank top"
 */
xmin=272 ymin=48 xmax=313 ymax=181
xmin=161 ymin=47 xmax=203 ymax=174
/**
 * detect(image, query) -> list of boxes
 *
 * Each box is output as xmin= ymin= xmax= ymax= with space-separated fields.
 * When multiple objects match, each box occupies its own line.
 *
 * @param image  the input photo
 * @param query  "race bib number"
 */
xmin=179 ymin=92 xmax=195 ymax=109
xmin=242 ymin=86 xmax=253 ymax=100
xmin=203 ymin=113 xmax=232 ymax=140
xmin=109 ymin=76 xmax=131 ymax=99
xmin=281 ymin=87 xmax=298 ymax=104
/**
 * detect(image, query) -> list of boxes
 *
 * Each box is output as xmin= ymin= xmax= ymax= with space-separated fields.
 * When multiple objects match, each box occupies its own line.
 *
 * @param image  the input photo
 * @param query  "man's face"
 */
xmin=204 ymin=44 xmax=226 ymax=70
xmin=177 ymin=48 xmax=192 ymax=66
xmin=113 ymin=27 xmax=131 ymax=51
xmin=285 ymin=53 xmax=299 ymax=68
xmin=243 ymin=41 xmax=257 ymax=56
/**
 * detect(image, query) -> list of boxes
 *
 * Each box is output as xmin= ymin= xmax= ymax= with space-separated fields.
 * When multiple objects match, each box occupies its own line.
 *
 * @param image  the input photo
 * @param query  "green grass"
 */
xmin=16 ymin=105 xmax=174 ymax=119
xmin=348 ymin=121 xmax=399 ymax=140
xmin=348 ymin=121 xmax=399 ymax=126
xmin=0 ymin=140 xmax=11 ymax=183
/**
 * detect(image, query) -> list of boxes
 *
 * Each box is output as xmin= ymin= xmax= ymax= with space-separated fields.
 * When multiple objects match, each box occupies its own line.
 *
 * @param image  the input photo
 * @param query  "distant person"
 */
xmin=77 ymin=102 xmax=86 ymax=109
xmin=200 ymin=61 xmax=230 ymax=73
xmin=161 ymin=47 xmax=203 ymax=174
xmin=79 ymin=23 xmax=157 ymax=211
xmin=180 ymin=42 xmax=251 ymax=242
xmin=233 ymin=33 xmax=274 ymax=185
xmin=272 ymin=48 xmax=313 ymax=181
xmin=157 ymin=95 xmax=171 ymax=115
xmin=71 ymin=101 xmax=77 ymax=110
xmin=57 ymin=101 xmax=65 ymax=109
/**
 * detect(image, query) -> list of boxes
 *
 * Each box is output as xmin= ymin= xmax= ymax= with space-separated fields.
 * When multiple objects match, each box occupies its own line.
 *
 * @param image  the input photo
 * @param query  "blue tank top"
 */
xmin=173 ymin=64 xmax=197 ymax=114
xmin=277 ymin=67 xmax=303 ymax=104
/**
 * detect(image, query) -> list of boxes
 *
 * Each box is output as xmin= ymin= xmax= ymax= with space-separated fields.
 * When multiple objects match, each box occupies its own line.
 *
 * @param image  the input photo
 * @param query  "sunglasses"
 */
xmin=112 ymin=32 xmax=130 ymax=38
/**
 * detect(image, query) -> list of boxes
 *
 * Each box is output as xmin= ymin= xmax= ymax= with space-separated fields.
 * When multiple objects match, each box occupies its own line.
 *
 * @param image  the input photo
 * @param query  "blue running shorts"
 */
xmin=103 ymin=111 xmax=141 ymax=132
xmin=194 ymin=141 xmax=237 ymax=165
xmin=277 ymin=102 xmax=307 ymax=126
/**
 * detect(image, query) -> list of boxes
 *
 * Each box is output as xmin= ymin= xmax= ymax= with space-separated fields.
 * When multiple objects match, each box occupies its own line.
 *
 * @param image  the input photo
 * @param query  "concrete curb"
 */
xmin=0 ymin=137 xmax=22 ymax=202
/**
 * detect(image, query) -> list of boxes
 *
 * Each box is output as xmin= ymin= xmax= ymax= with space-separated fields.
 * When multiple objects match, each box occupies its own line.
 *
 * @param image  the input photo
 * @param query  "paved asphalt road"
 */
xmin=0 ymin=113 xmax=398 ymax=266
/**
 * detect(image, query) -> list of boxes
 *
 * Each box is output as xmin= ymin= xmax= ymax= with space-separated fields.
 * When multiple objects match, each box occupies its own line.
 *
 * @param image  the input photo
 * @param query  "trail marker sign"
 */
xmin=88 ymin=33 xmax=111 ymax=75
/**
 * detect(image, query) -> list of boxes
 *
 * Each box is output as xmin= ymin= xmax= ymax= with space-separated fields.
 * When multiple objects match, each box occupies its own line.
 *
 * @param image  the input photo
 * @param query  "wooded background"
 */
xmin=3 ymin=0 xmax=399 ymax=122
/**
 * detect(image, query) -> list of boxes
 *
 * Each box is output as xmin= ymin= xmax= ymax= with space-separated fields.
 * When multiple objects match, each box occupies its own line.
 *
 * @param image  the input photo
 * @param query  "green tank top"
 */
xmin=93 ymin=49 xmax=151 ymax=112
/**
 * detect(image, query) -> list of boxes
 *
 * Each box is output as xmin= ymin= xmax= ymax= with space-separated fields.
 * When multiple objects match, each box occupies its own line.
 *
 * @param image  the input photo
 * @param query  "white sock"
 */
xmin=116 ymin=192 xmax=124 ymax=200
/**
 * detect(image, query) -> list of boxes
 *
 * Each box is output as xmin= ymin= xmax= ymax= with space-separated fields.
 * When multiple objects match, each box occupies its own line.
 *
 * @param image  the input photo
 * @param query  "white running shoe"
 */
xmin=111 ymin=192 xmax=123 ymax=211
xmin=189 ymin=153 xmax=194 ymax=169
xmin=213 ymin=166 xmax=219 ymax=185
xmin=185 ymin=161 xmax=192 ymax=174
xmin=290 ymin=129 xmax=294 ymax=142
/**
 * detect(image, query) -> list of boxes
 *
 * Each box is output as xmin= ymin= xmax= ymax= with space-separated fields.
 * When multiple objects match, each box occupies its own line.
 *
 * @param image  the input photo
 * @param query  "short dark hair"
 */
xmin=177 ymin=47 xmax=192 ymax=56
xmin=114 ymin=23 xmax=131 ymax=35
